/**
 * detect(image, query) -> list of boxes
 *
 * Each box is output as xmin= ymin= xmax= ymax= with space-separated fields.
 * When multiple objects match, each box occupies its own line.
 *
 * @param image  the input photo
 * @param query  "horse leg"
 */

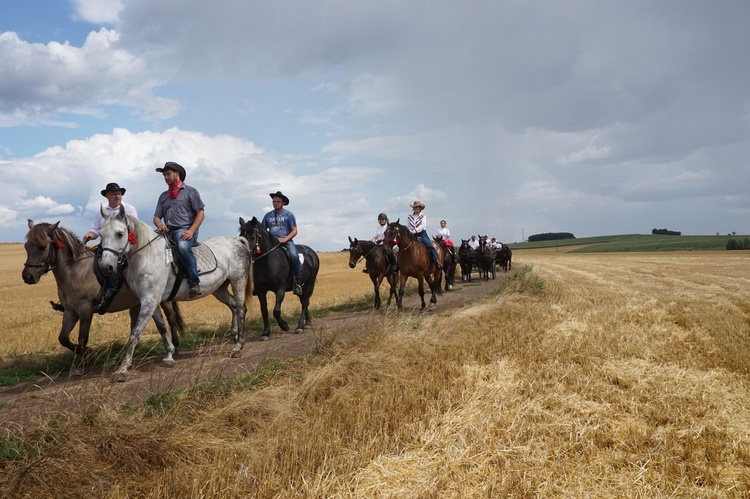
xmin=295 ymin=294 xmax=310 ymax=334
xmin=396 ymin=274 xmax=407 ymax=311
xmin=273 ymin=290 xmax=290 ymax=332
xmin=213 ymin=281 xmax=247 ymax=357
xmin=417 ymin=277 xmax=426 ymax=311
xmin=114 ymin=301 xmax=159 ymax=380
xmin=257 ymin=292 xmax=272 ymax=339
xmin=371 ymin=274 xmax=381 ymax=309
xmin=72 ymin=311 xmax=93 ymax=375
xmin=141 ymin=305 xmax=175 ymax=366
xmin=160 ymin=301 xmax=183 ymax=351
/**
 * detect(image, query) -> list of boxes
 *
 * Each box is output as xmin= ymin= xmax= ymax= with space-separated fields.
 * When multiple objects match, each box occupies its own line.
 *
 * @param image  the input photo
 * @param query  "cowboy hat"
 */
xmin=269 ymin=191 xmax=290 ymax=206
xmin=100 ymin=182 xmax=126 ymax=196
xmin=410 ymin=200 xmax=425 ymax=209
xmin=155 ymin=161 xmax=187 ymax=181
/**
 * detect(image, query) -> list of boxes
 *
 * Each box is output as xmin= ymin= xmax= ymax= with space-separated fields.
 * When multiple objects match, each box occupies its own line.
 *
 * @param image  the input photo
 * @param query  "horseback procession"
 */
xmin=22 ymin=162 xmax=508 ymax=380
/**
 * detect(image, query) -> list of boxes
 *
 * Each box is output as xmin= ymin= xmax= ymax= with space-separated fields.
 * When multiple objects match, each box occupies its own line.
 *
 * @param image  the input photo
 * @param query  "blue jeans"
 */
xmin=281 ymin=240 xmax=302 ymax=281
xmin=417 ymin=231 xmax=440 ymax=263
xmin=171 ymin=228 xmax=199 ymax=283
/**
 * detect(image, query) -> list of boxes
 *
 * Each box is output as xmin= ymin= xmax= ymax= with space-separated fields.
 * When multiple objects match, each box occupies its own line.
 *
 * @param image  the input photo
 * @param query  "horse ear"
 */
xmin=239 ymin=217 xmax=245 ymax=227
xmin=45 ymin=221 xmax=60 ymax=237
xmin=251 ymin=216 xmax=258 ymax=223
xmin=27 ymin=219 xmax=34 ymax=229
xmin=395 ymin=218 xmax=400 ymax=224
xmin=100 ymin=204 xmax=107 ymax=218
xmin=118 ymin=205 xmax=126 ymax=218
xmin=348 ymin=236 xmax=353 ymax=243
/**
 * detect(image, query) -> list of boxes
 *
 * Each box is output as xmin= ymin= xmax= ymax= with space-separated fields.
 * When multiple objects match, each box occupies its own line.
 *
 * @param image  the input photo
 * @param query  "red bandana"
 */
xmin=168 ymin=180 xmax=183 ymax=199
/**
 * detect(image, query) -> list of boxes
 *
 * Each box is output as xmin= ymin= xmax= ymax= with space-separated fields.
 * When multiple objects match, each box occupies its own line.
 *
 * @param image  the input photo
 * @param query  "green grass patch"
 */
xmin=509 ymin=234 xmax=742 ymax=253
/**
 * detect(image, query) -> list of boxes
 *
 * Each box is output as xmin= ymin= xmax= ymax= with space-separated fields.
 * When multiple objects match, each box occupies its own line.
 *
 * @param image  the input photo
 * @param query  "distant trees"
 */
xmin=652 ymin=228 xmax=681 ymax=236
xmin=527 ymin=232 xmax=575 ymax=242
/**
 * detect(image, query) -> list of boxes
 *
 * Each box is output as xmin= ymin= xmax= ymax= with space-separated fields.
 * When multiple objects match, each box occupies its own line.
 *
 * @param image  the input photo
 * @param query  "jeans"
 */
xmin=171 ymin=228 xmax=200 ymax=283
xmin=416 ymin=231 xmax=440 ymax=263
xmin=281 ymin=240 xmax=302 ymax=281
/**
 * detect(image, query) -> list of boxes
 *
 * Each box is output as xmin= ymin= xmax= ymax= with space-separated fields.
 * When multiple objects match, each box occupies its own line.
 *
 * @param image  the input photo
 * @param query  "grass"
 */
xmin=508 ymin=233 xmax=745 ymax=252
xmin=2 ymin=247 xmax=750 ymax=496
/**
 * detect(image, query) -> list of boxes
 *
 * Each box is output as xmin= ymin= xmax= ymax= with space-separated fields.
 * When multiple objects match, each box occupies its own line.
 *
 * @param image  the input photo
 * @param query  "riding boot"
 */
xmin=434 ymin=255 xmax=443 ymax=270
xmin=96 ymin=274 xmax=122 ymax=315
xmin=293 ymin=276 xmax=303 ymax=296
xmin=189 ymin=279 xmax=201 ymax=298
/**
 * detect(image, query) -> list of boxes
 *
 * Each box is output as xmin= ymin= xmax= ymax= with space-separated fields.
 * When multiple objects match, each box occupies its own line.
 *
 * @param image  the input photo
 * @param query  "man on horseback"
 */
xmin=407 ymin=200 xmax=443 ymax=270
xmin=262 ymin=191 xmax=304 ymax=296
xmin=84 ymin=182 xmax=138 ymax=313
xmin=153 ymin=161 xmax=205 ymax=298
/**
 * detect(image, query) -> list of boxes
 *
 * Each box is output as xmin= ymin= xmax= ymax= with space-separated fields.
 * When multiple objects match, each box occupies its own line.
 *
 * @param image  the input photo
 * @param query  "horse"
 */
xmin=21 ymin=220 xmax=185 ymax=372
xmin=434 ymin=236 xmax=458 ymax=291
xmin=458 ymin=239 xmax=477 ymax=282
xmin=477 ymin=242 xmax=496 ymax=281
xmin=382 ymin=220 xmax=444 ymax=311
xmin=239 ymin=216 xmax=320 ymax=338
xmin=347 ymin=237 xmax=397 ymax=309
xmin=496 ymin=245 xmax=512 ymax=272
xmin=97 ymin=206 xmax=252 ymax=378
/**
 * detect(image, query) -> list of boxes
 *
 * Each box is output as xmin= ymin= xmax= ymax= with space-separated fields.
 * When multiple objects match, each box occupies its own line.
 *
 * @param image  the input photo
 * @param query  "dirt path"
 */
xmin=0 ymin=276 xmax=507 ymax=430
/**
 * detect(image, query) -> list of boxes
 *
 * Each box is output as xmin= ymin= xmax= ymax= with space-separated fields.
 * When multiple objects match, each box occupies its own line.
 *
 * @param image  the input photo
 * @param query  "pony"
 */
xmin=458 ymin=239 xmax=477 ymax=282
xmin=347 ymin=237 xmax=397 ymax=309
xmin=496 ymin=245 xmax=512 ymax=272
xmin=382 ymin=220 xmax=444 ymax=311
xmin=97 ymin=206 xmax=252 ymax=378
xmin=22 ymin=220 xmax=184 ymax=372
xmin=238 ymin=216 xmax=319 ymax=338
xmin=434 ymin=236 xmax=458 ymax=291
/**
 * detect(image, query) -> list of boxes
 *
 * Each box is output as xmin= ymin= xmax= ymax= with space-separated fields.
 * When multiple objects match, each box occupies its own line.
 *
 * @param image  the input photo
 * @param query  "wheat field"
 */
xmin=2 ymin=245 xmax=750 ymax=497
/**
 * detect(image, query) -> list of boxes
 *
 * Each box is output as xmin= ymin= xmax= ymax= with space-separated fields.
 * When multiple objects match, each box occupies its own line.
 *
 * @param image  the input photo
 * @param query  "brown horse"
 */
xmin=22 ymin=220 xmax=185 ymax=372
xmin=383 ymin=220 xmax=444 ymax=311
xmin=347 ymin=237 xmax=397 ymax=309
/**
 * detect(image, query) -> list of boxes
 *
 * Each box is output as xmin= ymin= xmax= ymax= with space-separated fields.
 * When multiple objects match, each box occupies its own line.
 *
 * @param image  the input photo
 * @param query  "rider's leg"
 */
xmin=173 ymin=228 xmax=201 ymax=297
xmin=282 ymin=240 xmax=303 ymax=295
xmin=419 ymin=232 xmax=443 ymax=270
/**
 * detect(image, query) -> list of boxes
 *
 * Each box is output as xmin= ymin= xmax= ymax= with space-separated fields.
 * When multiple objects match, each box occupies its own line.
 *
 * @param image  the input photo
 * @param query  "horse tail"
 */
xmin=171 ymin=301 xmax=187 ymax=336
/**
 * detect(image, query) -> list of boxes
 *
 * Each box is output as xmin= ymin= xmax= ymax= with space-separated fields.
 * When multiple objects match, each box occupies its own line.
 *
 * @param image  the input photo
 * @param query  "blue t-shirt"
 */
xmin=262 ymin=208 xmax=297 ymax=239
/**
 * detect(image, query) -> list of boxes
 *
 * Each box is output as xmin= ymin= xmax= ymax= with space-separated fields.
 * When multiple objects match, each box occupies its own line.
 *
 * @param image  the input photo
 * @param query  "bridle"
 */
xmin=23 ymin=234 xmax=91 ymax=276
xmin=98 ymin=217 xmax=163 ymax=271
xmin=248 ymin=224 xmax=281 ymax=262
xmin=351 ymin=240 xmax=378 ymax=265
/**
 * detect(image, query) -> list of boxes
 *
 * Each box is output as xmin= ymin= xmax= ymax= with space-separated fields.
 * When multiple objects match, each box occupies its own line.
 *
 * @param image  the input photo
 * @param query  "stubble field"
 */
xmin=1 ymin=244 xmax=750 ymax=497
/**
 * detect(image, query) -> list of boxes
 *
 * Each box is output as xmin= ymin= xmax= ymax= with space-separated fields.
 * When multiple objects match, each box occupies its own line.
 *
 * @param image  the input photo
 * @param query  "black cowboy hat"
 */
xmin=100 ymin=182 xmax=126 ymax=196
xmin=155 ymin=161 xmax=187 ymax=181
xmin=269 ymin=191 xmax=290 ymax=206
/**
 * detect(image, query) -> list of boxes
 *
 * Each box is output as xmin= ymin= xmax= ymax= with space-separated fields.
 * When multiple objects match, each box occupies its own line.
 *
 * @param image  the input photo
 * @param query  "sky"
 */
xmin=1 ymin=0 xmax=749 ymax=251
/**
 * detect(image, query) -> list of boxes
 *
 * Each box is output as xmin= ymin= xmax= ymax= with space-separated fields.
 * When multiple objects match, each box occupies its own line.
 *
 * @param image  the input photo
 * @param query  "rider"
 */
xmin=370 ymin=212 xmax=398 ymax=273
xmin=262 ymin=191 xmax=303 ymax=296
xmin=435 ymin=219 xmax=455 ymax=259
xmin=83 ymin=182 xmax=138 ymax=313
xmin=153 ymin=162 xmax=205 ymax=298
xmin=407 ymin=200 xmax=442 ymax=270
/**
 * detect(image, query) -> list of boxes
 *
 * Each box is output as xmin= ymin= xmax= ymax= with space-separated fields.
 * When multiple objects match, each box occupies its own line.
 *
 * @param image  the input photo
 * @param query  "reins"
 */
xmin=250 ymin=226 xmax=281 ymax=262
xmin=24 ymin=234 xmax=94 ymax=275
xmin=353 ymin=242 xmax=379 ymax=265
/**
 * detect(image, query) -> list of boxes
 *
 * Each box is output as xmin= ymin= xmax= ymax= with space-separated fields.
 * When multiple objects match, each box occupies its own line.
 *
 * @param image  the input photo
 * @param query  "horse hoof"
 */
xmin=69 ymin=368 xmax=83 ymax=377
xmin=163 ymin=358 xmax=175 ymax=367
xmin=231 ymin=350 xmax=242 ymax=358
xmin=295 ymin=328 xmax=304 ymax=334
xmin=259 ymin=333 xmax=270 ymax=341
xmin=280 ymin=324 xmax=290 ymax=332
xmin=111 ymin=371 xmax=129 ymax=383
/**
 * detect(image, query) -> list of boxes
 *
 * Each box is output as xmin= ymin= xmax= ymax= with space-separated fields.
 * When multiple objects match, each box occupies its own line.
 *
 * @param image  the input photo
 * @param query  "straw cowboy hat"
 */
xmin=100 ymin=182 xmax=126 ymax=196
xmin=410 ymin=200 xmax=425 ymax=209
xmin=269 ymin=191 xmax=290 ymax=206
xmin=155 ymin=161 xmax=187 ymax=181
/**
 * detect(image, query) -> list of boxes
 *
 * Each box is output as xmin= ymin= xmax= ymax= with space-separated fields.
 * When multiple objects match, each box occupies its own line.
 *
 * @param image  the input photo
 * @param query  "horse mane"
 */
xmin=27 ymin=222 xmax=88 ymax=257
xmin=357 ymin=239 xmax=377 ymax=251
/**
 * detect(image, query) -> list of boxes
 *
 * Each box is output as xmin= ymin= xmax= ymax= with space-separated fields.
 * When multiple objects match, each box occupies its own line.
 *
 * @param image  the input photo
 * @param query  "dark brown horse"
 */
xmin=22 ymin=220 xmax=184 ymax=372
xmin=496 ymin=245 xmax=512 ymax=272
xmin=347 ymin=237 xmax=397 ymax=309
xmin=434 ymin=237 xmax=457 ymax=291
xmin=458 ymin=239 xmax=477 ymax=282
xmin=382 ymin=220 xmax=444 ymax=311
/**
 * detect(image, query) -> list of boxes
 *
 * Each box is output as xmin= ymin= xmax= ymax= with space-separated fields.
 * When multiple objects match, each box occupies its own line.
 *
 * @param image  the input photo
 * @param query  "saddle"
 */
xmin=164 ymin=237 xmax=218 ymax=300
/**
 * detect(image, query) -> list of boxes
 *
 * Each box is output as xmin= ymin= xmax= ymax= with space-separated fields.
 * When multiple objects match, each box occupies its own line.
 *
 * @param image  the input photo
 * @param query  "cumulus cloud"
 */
xmin=0 ymin=29 xmax=179 ymax=127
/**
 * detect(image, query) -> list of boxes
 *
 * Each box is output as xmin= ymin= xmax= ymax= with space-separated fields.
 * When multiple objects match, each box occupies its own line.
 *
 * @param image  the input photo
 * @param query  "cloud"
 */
xmin=0 ymin=29 xmax=180 ymax=127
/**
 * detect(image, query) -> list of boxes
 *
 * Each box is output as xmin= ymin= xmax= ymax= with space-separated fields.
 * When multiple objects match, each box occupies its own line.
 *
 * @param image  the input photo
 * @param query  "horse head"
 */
xmin=22 ymin=219 xmax=85 ymax=284
xmin=98 ymin=205 xmax=135 ymax=278
xmin=239 ymin=216 xmax=269 ymax=257
xmin=347 ymin=236 xmax=362 ymax=268
xmin=382 ymin=219 xmax=403 ymax=250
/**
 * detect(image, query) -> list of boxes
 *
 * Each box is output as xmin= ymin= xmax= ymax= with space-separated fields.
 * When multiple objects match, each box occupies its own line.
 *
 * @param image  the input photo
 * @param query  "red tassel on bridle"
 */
xmin=52 ymin=239 xmax=64 ymax=249
xmin=128 ymin=232 xmax=137 ymax=245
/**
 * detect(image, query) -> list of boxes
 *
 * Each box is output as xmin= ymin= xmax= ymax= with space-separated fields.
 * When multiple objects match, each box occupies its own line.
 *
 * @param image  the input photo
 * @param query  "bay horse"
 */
xmin=434 ymin=237 xmax=457 ymax=291
xmin=347 ymin=237 xmax=397 ymax=309
xmin=382 ymin=220 xmax=444 ymax=311
xmin=477 ymin=242 xmax=496 ymax=281
xmin=98 ymin=206 xmax=252 ymax=378
xmin=239 ymin=216 xmax=319 ymax=338
xmin=458 ymin=239 xmax=477 ymax=282
xmin=22 ymin=220 xmax=185 ymax=372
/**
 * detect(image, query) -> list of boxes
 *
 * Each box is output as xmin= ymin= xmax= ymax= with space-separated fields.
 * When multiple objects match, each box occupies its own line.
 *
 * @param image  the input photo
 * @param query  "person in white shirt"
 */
xmin=468 ymin=235 xmax=480 ymax=250
xmin=83 ymin=182 xmax=138 ymax=243
xmin=84 ymin=182 xmax=138 ymax=313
